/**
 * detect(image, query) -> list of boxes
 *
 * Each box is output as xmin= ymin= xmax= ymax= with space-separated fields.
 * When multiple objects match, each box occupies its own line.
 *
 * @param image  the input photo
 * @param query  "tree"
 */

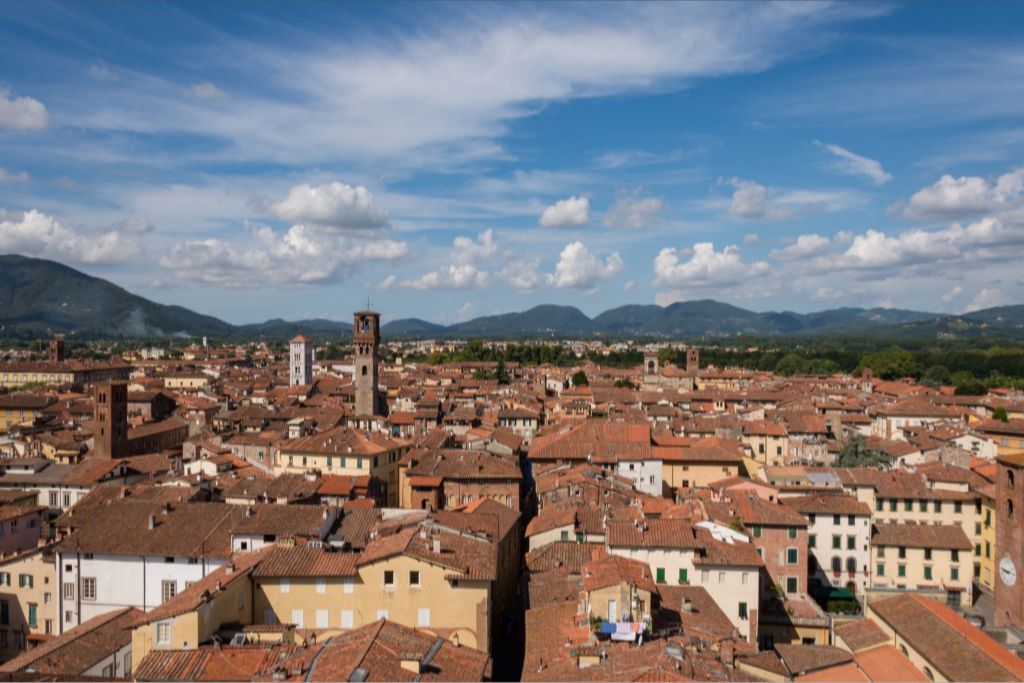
xmin=614 ymin=378 xmax=635 ymax=389
xmin=857 ymin=350 xmax=922 ymax=380
xmin=993 ymin=406 xmax=1009 ymax=422
xmin=922 ymin=365 xmax=951 ymax=386
xmin=495 ymin=358 xmax=510 ymax=385
xmin=774 ymin=353 xmax=808 ymax=377
xmin=834 ymin=434 xmax=891 ymax=469
xmin=571 ymin=370 xmax=589 ymax=387
xmin=955 ymin=380 xmax=988 ymax=396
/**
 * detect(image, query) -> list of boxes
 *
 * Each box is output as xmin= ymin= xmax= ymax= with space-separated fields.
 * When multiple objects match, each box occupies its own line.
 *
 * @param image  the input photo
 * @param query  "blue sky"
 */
xmin=1 ymin=1 xmax=1023 ymax=325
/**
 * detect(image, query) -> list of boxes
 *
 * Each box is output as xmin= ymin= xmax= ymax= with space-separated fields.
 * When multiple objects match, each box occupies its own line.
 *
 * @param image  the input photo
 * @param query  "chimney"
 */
xmin=148 ymin=514 xmax=157 ymax=530
xmin=432 ymin=538 xmax=441 ymax=554
xmin=682 ymin=597 xmax=693 ymax=613
xmin=452 ymin=633 xmax=460 ymax=648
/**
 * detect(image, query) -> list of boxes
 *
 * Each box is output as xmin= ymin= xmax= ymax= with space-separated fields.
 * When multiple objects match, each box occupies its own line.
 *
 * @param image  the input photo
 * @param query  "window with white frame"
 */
xmin=315 ymin=609 xmax=328 ymax=629
xmin=316 ymin=578 xmax=326 ymax=594
xmin=280 ymin=578 xmax=290 ymax=593
xmin=161 ymin=580 xmax=177 ymax=603
xmin=341 ymin=610 xmax=353 ymax=629
xmin=156 ymin=621 xmax=171 ymax=645
xmin=81 ymin=577 xmax=96 ymax=601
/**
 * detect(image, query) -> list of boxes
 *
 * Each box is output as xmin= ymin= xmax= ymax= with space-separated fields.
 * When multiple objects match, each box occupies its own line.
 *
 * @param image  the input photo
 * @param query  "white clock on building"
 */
xmin=1000 ymin=554 xmax=1017 ymax=587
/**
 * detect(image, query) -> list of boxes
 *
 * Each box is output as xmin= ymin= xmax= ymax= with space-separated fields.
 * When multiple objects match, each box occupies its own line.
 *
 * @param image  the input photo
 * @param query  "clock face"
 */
xmin=1000 ymin=555 xmax=1017 ymax=587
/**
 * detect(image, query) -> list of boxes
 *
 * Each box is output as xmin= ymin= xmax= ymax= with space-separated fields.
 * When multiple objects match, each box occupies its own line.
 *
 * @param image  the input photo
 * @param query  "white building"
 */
xmin=615 ymin=458 xmax=662 ymax=497
xmin=786 ymin=493 xmax=873 ymax=597
xmin=289 ymin=334 xmax=314 ymax=386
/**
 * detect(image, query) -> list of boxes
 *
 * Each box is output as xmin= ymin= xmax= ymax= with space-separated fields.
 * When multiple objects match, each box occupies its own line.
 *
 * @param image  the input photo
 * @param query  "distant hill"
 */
xmin=3 ymin=254 xmax=1024 ymax=341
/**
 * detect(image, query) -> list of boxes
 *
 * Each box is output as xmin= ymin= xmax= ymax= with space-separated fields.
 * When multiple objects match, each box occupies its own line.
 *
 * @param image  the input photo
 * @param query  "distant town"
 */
xmin=0 ymin=309 xmax=1020 ymax=681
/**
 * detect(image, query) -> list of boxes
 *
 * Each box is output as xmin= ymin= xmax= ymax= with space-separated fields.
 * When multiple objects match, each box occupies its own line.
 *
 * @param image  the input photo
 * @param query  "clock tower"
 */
xmin=353 ymin=309 xmax=381 ymax=417
xmin=995 ymin=452 xmax=1024 ymax=630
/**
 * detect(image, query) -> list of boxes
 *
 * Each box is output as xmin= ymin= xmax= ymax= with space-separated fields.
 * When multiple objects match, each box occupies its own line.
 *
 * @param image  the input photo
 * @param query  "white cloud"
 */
xmin=0 ymin=167 xmax=30 ymax=183
xmin=551 ymin=241 xmax=623 ymax=290
xmin=268 ymin=182 xmax=389 ymax=230
xmin=187 ymin=82 xmax=226 ymax=99
xmin=497 ymin=258 xmax=547 ymax=293
xmin=623 ymin=280 xmax=636 ymax=292
xmin=770 ymin=233 xmax=830 ymax=260
xmin=942 ymin=285 xmax=963 ymax=303
xmin=0 ymin=89 xmax=48 ymax=130
xmin=401 ymin=264 xmax=490 ymax=290
xmin=0 ymin=209 xmax=140 ymax=265
xmin=653 ymin=242 xmax=769 ymax=288
xmin=115 ymin=216 xmax=154 ymax=234
xmin=817 ymin=142 xmax=892 ymax=185
xmin=160 ymin=223 xmax=407 ymax=287
xmin=539 ymin=196 xmax=590 ymax=228
xmin=903 ymin=168 xmax=1024 ymax=218
xmin=603 ymin=195 xmax=663 ymax=229
xmin=378 ymin=274 xmax=397 ymax=291
xmin=965 ymin=287 xmax=1013 ymax=313
xmin=743 ymin=233 xmax=761 ymax=245
xmin=452 ymin=229 xmax=497 ymax=264
xmin=723 ymin=178 xmax=791 ymax=220
xmin=813 ymin=287 xmax=844 ymax=304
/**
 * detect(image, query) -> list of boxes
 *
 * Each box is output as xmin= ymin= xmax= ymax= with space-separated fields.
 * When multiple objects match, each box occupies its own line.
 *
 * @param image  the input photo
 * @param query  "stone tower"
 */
xmin=289 ymin=334 xmax=314 ymax=386
xmin=353 ymin=310 xmax=381 ymax=416
xmin=93 ymin=382 xmax=128 ymax=459
xmin=995 ymin=453 xmax=1024 ymax=629
xmin=686 ymin=348 xmax=699 ymax=374
xmin=49 ymin=337 xmax=65 ymax=363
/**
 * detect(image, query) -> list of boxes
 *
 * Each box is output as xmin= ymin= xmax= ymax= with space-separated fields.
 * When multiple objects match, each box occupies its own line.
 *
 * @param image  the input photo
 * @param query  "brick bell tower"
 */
xmin=93 ymin=382 xmax=128 ymax=459
xmin=995 ymin=453 xmax=1024 ymax=630
xmin=353 ymin=309 xmax=381 ymax=416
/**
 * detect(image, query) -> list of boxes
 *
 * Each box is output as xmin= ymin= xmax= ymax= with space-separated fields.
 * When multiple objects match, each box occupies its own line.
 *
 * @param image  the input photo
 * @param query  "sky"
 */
xmin=1 ymin=1 xmax=1024 ymax=325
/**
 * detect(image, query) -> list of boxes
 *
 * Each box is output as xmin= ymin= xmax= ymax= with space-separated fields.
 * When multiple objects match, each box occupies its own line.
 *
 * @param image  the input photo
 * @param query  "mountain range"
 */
xmin=2 ymin=254 xmax=1024 ymax=341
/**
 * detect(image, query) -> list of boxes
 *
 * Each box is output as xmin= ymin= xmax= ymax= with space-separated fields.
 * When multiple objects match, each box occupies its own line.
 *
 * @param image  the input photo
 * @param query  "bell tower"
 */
xmin=995 ymin=453 xmax=1024 ymax=629
xmin=353 ymin=309 xmax=381 ymax=416
xmin=93 ymin=382 xmax=128 ymax=459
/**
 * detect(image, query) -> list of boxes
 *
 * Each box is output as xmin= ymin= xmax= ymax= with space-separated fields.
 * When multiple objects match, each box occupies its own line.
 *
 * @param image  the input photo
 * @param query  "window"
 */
xmin=560 ymin=530 xmax=569 ymax=541
xmin=341 ymin=610 xmax=354 ymax=629
xmin=384 ymin=570 xmax=395 ymax=587
xmin=0 ymin=572 xmax=8 ymax=586
xmin=43 ymin=592 xmax=51 ymax=605
xmin=848 ymin=515 xmax=855 ymax=526
xmin=156 ymin=621 xmax=171 ymax=645
xmin=719 ymin=572 xmax=726 ymax=584
xmin=951 ymin=549 xmax=959 ymax=562
xmin=102 ymin=665 xmax=113 ymax=678
xmin=49 ymin=492 xmax=58 ymax=507
xmin=889 ymin=500 xmax=897 ymax=512
xmin=63 ymin=582 xmax=74 ymax=600
xmin=787 ymin=548 xmax=798 ymax=564
xmin=832 ymin=535 xmax=841 ymax=549
xmin=280 ymin=578 xmax=290 ymax=593
xmin=898 ymin=564 xmax=906 ymax=577
xmin=18 ymin=573 xmax=32 ymax=588
xmin=315 ymin=609 xmax=328 ymax=629
xmin=954 ymin=501 xmax=962 ymax=514
xmin=877 ymin=563 xmax=885 ymax=577
xmin=831 ymin=514 xmax=838 ymax=525
xmin=924 ymin=548 xmax=932 ymax=561
xmin=656 ymin=568 xmax=666 ymax=583
xmin=877 ymin=546 xmax=885 ymax=557
xmin=934 ymin=501 xmax=942 ymax=513
xmin=742 ymin=572 xmax=749 ymax=585
xmin=919 ymin=500 xmax=927 ymax=512
xmin=751 ymin=526 xmax=761 ymax=538
xmin=45 ymin=619 xmax=52 ymax=635
xmin=876 ymin=500 xmax=883 ymax=512
xmin=64 ymin=610 xmax=72 ymax=624
xmin=343 ymin=577 xmax=354 ymax=594
xmin=410 ymin=571 xmax=420 ymax=587
xmin=316 ymin=578 xmax=326 ymax=594
xmin=739 ymin=602 xmax=748 ymax=620
xmin=847 ymin=536 xmax=855 ymax=550
xmin=951 ymin=567 xmax=959 ymax=581
xmin=678 ymin=569 xmax=688 ymax=584
xmin=291 ymin=609 xmax=304 ymax=629
xmin=82 ymin=577 xmax=96 ymax=601
xmin=701 ymin=569 xmax=710 ymax=583
xmin=898 ymin=547 xmax=906 ymax=559
xmin=809 ymin=534 xmax=816 ymax=548
xmin=786 ymin=577 xmax=798 ymax=594
xmin=832 ymin=557 xmax=842 ymax=573
xmin=788 ymin=527 xmax=798 ymax=539
xmin=418 ymin=608 xmax=431 ymax=627
xmin=905 ymin=499 xmax=913 ymax=511
xmin=161 ymin=580 xmax=177 ymax=603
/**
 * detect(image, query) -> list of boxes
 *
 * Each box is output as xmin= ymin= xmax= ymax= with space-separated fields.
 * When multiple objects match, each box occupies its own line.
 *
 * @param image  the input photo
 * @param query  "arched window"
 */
xmin=648 ymin=360 xmax=655 ymax=373
xmin=1009 ymin=470 xmax=1016 ymax=490
xmin=846 ymin=557 xmax=857 ymax=574
xmin=361 ymin=365 xmax=368 ymax=376
xmin=899 ymin=645 xmax=908 ymax=657
xmin=923 ymin=667 xmax=934 ymax=681
xmin=831 ymin=557 xmax=842 ymax=573
xmin=1009 ymin=500 xmax=1015 ymax=519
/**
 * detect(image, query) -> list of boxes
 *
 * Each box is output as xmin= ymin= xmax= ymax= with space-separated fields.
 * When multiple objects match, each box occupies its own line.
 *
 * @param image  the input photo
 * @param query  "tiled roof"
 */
xmin=252 ymin=545 xmax=358 ymax=577
xmin=871 ymin=523 xmax=971 ymax=550
xmin=833 ymin=618 xmax=889 ymax=653
xmin=135 ymin=644 xmax=301 ymax=681
xmin=785 ymin=493 xmax=872 ymax=517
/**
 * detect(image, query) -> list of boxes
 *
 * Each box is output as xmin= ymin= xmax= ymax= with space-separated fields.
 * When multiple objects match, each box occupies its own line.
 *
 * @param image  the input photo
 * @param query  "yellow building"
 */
xmin=870 ymin=523 xmax=974 ymax=608
xmin=660 ymin=443 xmax=742 ymax=491
xmin=0 ymin=544 xmax=57 ymax=662
xmin=0 ymin=362 xmax=130 ymax=390
xmin=0 ymin=395 xmax=56 ymax=434
xmin=741 ymin=421 xmax=789 ymax=467
xmin=978 ymin=488 xmax=998 ymax=593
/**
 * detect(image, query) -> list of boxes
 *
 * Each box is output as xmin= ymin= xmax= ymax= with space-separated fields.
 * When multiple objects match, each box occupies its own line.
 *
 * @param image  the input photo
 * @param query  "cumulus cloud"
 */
xmin=539 ymin=196 xmax=590 ymax=228
xmin=623 ymin=280 xmax=636 ymax=292
xmin=401 ymin=264 xmax=490 ymax=290
xmin=268 ymin=182 xmax=389 ymax=230
xmin=0 ymin=167 xmax=30 ymax=183
xmin=654 ymin=242 xmax=769 ymax=288
xmin=603 ymin=195 xmax=663 ymax=229
xmin=965 ymin=287 xmax=1013 ymax=313
xmin=817 ymin=142 xmax=892 ymax=185
xmin=115 ymin=216 xmax=154 ymax=234
xmin=452 ymin=229 xmax=497 ymax=264
xmin=770 ymin=233 xmax=830 ymax=260
xmin=813 ymin=287 xmax=844 ymax=303
xmin=723 ymin=178 xmax=791 ymax=220
xmin=903 ymin=168 xmax=1024 ymax=218
xmin=378 ymin=274 xmax=398 ymax=291
xmin=398 ymin=230 xmax=498 ymax=290
xmin=0 ymin=89 xmax=48 ymax=130
xmin=497 ymin=258 xmax=548 ymax=293
xmin=160 ymin=223 xmax=407 ymax=287
xmin=942 ymin=285 xmax=963 ymax=303
xmin=187 ymin=82 xmax=227 ymax=99
xmin=0 ymin=209 xmax=141 ymax=265
xmin=551 ymin=241 xmax=623 ymax=290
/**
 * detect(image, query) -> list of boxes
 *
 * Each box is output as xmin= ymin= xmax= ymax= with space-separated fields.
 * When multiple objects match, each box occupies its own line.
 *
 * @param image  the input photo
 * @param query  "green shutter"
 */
xmin=678 ymin=569 xmax=688 ymax=584
xmin=656 ymin=568 xmax=665 ymax=584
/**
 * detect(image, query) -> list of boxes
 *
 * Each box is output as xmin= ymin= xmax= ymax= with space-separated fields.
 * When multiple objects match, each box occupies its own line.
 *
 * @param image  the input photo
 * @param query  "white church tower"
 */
xmin=289 ymin=334 xmax=314 ymax=386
